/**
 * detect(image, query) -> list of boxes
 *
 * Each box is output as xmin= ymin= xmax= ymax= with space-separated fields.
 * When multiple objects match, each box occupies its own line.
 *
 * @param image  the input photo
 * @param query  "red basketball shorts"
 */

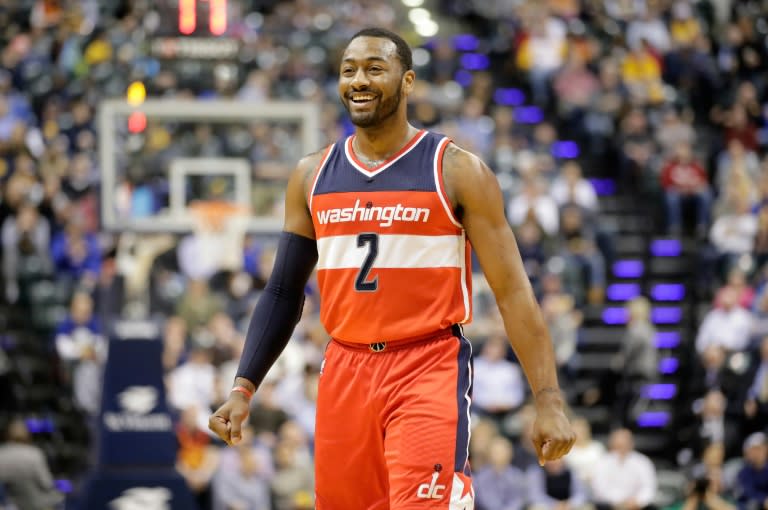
xmin=314 ymin=326 xmax=475 ymax=509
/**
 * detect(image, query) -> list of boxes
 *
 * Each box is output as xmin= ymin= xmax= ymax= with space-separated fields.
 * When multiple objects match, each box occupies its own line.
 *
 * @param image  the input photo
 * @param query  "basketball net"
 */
xmin=188 ymin=200 xmax=250 ymax=272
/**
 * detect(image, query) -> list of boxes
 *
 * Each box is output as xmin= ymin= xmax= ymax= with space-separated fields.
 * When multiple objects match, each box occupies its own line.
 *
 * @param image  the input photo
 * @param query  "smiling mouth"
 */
xmin=350 ymin=94 xmax=377 ymax=105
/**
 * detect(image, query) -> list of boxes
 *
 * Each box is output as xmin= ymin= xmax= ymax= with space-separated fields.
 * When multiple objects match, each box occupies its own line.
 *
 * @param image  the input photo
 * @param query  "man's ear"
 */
xmin=402 ymin=70 xmax=416 ymax=95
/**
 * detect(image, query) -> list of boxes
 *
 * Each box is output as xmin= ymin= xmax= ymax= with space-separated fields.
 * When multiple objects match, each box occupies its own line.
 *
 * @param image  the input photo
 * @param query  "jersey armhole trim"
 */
xmin=307 ymin=144 xmax=335 ymax=210
xmin=433 ymin=137 xmax=463 ymax=229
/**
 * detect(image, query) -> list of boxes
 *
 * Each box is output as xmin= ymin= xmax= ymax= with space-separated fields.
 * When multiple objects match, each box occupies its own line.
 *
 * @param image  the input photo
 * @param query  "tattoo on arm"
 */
xmin=300 ymin=148 xmax=327 ymax=205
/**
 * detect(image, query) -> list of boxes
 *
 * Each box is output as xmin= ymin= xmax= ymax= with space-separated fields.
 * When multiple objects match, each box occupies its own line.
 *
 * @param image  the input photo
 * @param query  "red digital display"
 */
xmin=178 ymin=0 xmax=227 ymax=36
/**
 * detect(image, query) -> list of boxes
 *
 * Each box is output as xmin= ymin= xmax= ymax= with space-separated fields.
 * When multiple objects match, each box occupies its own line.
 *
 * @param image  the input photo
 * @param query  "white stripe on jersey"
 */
xmin=317 ymin=234 xmax=463 ymax=270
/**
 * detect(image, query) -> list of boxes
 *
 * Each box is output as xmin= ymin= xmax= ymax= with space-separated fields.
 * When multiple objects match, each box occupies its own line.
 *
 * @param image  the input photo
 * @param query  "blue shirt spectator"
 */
xmin=474 ymin=436 xmax=528 ymax=510
xmin=50 ymin=222 xmax=101 ymax=282
xmin=736 ymin=433 xmax=768 ymax=510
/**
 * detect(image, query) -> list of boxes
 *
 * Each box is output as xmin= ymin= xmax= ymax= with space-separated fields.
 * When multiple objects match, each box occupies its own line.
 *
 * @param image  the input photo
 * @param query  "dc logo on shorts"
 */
xmin=416 ymin=472 xmax=445 ymax=500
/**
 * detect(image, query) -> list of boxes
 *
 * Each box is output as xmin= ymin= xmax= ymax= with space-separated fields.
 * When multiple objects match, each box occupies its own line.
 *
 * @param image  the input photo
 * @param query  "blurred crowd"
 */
xmin=0 ymin=0 xmax=768 ymax=509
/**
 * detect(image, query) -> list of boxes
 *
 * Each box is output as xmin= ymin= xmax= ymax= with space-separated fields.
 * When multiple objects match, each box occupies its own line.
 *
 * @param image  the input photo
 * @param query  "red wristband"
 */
xmin=231 ymin=385 xmax=254 ymax=400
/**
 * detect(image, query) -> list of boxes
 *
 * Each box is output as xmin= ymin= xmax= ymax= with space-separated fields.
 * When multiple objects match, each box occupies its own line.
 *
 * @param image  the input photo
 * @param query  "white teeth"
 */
xmin=352 ymin=95 xmax=375 ymax=102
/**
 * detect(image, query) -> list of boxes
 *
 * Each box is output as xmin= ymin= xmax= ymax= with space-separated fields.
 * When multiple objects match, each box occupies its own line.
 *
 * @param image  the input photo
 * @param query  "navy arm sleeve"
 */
xmin=235 ymin=231 xmax=318 ymax=388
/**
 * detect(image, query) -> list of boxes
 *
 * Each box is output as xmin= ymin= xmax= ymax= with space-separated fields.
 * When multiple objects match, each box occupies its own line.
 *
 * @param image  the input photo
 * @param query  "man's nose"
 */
xmin=350 ymin=68 xmax=370 ymax=89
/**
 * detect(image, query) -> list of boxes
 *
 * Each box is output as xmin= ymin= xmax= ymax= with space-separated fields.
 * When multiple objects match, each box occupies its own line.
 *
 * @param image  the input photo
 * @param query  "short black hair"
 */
xmin=348 ymin=27 xmax=413 ymax=72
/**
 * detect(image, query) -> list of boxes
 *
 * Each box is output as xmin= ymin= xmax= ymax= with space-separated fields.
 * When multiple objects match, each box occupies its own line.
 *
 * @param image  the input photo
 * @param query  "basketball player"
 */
xmin=210 ymin=27 xmax=576 ymax=508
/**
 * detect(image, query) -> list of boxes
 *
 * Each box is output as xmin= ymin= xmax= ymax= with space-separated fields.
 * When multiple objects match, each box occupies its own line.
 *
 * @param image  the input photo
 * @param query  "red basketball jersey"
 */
xmin=309 ymin=130 xmax=472 ymax=344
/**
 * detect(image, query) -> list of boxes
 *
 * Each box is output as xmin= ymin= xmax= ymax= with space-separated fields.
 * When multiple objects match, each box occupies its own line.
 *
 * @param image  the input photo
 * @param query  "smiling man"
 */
xmin=209 ymin=27 xmax=575 ymax=509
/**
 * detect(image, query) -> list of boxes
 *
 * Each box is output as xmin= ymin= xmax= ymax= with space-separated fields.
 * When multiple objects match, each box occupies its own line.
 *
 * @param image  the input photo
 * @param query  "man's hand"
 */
xmin=208 ymin=393 xmax=250 ymax=446
xmin=531 ymin=395 xmax=576 ymax=465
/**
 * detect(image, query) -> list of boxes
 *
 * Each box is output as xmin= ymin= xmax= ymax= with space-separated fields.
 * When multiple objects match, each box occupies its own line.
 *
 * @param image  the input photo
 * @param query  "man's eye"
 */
xmin=369 ymin=67 xmax=383 ymax=72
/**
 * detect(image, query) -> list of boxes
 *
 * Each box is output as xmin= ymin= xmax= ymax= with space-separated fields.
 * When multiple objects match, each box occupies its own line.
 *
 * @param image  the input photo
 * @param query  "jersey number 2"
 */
xmin=355 ymin=233 xmax=378 ymax=292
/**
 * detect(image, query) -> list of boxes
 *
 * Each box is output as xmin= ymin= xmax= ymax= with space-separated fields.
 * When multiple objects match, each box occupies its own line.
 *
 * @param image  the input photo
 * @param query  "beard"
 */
xmin=343 ymin=82 xmax=403 ymax=128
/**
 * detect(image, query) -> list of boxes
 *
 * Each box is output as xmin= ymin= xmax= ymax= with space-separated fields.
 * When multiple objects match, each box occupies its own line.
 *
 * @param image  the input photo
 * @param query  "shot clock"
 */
xmin=178 ymin=0 xmax=228 ymax=36
xmin=151 ymin=0 xmax=239 ymax=60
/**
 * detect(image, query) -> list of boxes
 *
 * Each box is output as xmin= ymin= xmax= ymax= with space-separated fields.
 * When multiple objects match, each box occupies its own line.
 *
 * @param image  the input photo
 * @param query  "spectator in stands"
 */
xmin=558 ymin=204 xmax=606 ymax=305
xmin=472 ymin=334 xmax=526 ymax=424
xmin=680 ymin=390 xmax=741 ymax=460
xmin=709 ymin=194 xmax=758 ymax=276
xmin=699 ymin=442 xmax=736 ymax=500
xmin=176 ymin=406 xmax=219 ymax=510
xmin=212 ymin=424 xmax=273 ymax=510
xmin=744 ymin=337 xmax=768 ymax=434
xmin=468 ymin=418 xmax=498 ymax=473
xmin=507 ymin=175 xmax=560 ymax=237
xmin=723 ymin=105 xmax=759 ymax=154
xmin=1 ymin=201 xmax=50 ymax=303
xmin=541 ymin=288 xmax=581 ymax=379
xmin=50 ymin=219 xmax=101 ymax=289
xmin=275 ymin=421 xmax=312 ymax=472
xmin=161 ymin=315 xmax=189 ymax=373
xmin=591 ymin=428 xmax=658 ymax=510
xmin=695 ymin=287 xmax=753 ymax=355
xmin=753 ymin=204 xmax=768 ymax=270
xmin=688 ymin=345 xmax=744 ymax=415
xmin=564 ymin=416 xmax=605 ymax=486
xmin=550 ymin=161 xmax=598 ymax=212
xmin=716 ymin=139 xmax=761 ymax=193
xmin=714 ymin=268 xmax=755 ymax=310
xmin=72 ymin=343 xmax=102 ymax=417
xmin=528 ymin=458 xmax=589 ymax=510
xmin=511 ymin=404 xmax=543 ymax=473
xmin=175 ymin=279 xmax=225 ymax=337
xmin=582 ymin=59 xmax=624 ymax=158
xmin=618 ymin=108 xmax=656 ymax=193
xmin=750 ymin=291 xmax=768 ymax=346
xmin=714 ymin=162 xmax=759 ymax=219
xmin=167 ymin=347 xmax=217 ymax=429
xmin=300 ymin=320 xmax=330 ymax=372
xmin=660 ymin=141 xmax=712 ymax=236
xmin=290 ymin=368 xmax=319 ymax=440
xmin=612 ymin=296 xmax=658 ymax=424
xmin=615 ymin=296 xmax=658 ymax=382
xmin=670 ymin=463 xmax=736 ymax=510
xmin=55 ymin=291 xmax=104 ymax=371
xmin=270 ymin=439 xmax=314 ymax=510
xmin=0 ymin=350 xmax=15 ymax=413
xmin=206 ymin=311 xmax=244 ymax=367
xmin=621 ymin=40 xmax=665 ymax=105
xmin=732 ymin=81 xmax=763 ymax=127
xmin=735 ymin=432 xmax=768 ymax=510
xmin=0 ymin=418 xmax=63 ymax=510
xmin=516 ymin=219 xmax=548 ymax=295
xmin=515 ymin=7 xmax=567 ymax=107
xmin=655 ymin=108 xmax=696 ymax=158
xmin=248 ymin=379 xmax=290 ymax=448
xmin=456 ymin=97 xmax=493 ymax=160
xmin=552 ymin=48 xmax=599 ymax=127
xmin=626 ymin=7 xmax=671 ymax=54
xmin=474 ymin=435 xmax=528 ymax=510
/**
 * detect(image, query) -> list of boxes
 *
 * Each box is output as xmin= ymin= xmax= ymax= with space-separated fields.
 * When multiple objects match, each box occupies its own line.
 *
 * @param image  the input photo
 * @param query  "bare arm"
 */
xmin=282 ymin=151 xmax=321 ymax=239
xmin=443 ymin=143 xmax=575 ymax=461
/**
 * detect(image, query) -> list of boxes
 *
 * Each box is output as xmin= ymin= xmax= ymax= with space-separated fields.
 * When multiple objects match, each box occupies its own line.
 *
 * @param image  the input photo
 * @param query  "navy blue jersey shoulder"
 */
xmin=313 ymin=131 xmax=447 ymax=195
